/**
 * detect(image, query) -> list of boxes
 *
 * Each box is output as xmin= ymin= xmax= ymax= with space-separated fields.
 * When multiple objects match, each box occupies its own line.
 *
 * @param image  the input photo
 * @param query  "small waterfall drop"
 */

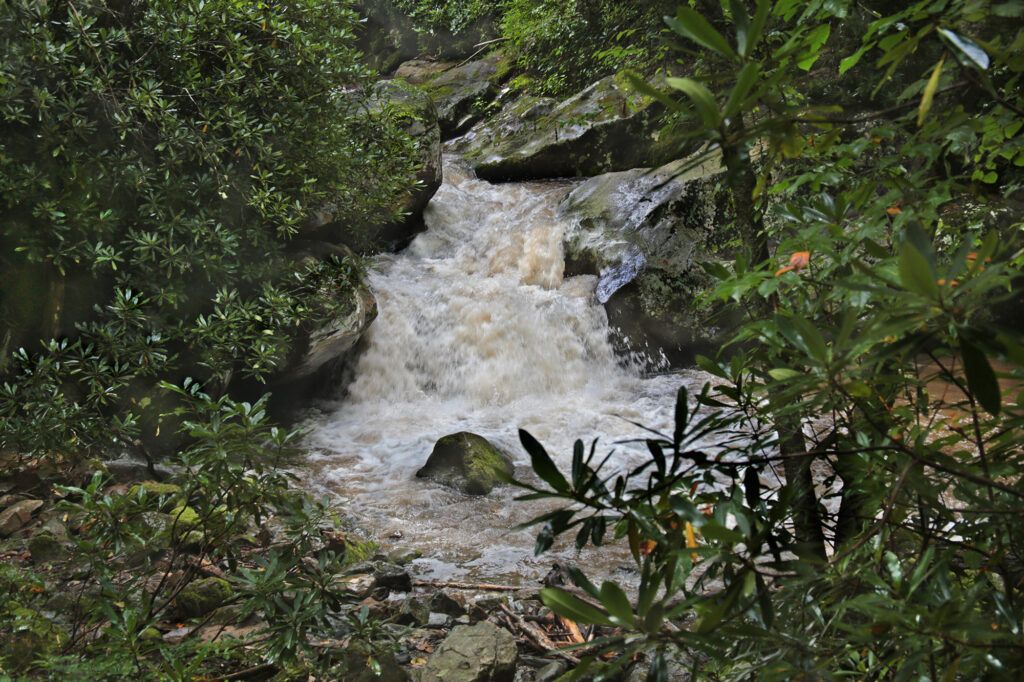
xmin=305 ymin=158 xmax=708 ymax=582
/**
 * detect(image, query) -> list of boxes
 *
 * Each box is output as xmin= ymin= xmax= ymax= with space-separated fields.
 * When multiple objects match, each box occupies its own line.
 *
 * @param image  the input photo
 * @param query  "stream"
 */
xmin=303 ymin=158 xmax=714 ymax=585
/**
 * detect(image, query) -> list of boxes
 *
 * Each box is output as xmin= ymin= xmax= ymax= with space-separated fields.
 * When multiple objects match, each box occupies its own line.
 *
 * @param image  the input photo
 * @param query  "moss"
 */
xmin=129 ymin=480 xmax=183 ymax=497
xmin=342 ymin=535 xmax=380 ymax=567
xmin=174 ymin=577 xmax=233 ymax=619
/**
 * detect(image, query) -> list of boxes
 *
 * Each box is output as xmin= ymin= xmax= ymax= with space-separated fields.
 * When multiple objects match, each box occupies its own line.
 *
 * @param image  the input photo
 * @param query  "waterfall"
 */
xmin=305 ymin=158 xmax=708 ymax=582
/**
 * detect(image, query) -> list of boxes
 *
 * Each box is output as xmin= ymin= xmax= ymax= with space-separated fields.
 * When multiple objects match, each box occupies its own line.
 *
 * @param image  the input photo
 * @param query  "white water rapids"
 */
xmin=304 ymin=159 xmax=712 ymax=583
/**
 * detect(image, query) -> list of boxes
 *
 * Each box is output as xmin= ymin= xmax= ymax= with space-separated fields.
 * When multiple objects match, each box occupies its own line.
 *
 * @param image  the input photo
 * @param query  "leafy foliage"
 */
xmin=516 ymin=0 xmax=1024 ymax=678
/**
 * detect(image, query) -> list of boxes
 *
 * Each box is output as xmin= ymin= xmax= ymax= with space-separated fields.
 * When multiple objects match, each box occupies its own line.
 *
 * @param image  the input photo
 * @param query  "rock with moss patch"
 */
xmin=28 ymin=533 xmax=65 ymax=563
xmin=415 ymin=52 xmax=506 ymax=137
xmin=450 ymin=73 xmax=692 ymax=181
xmin=174 ymin=577 xmax=233 ymax=619
xmin=560 ymin=154 xmax=737 ymax=367
xmin=416 ymin=432 xmax=513 ymax=495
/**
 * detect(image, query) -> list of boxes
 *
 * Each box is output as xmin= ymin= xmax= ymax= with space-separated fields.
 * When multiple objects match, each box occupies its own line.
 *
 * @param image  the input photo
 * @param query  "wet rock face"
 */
xmin=559 ymin=154 xmax=738 ymax=367
xmin=416 ymin=432 xmax=514 ymax=495
xmin=420 ymin=621 xmax=518 ymax=682
xmin=449 ymin=74 xmax=692 ymax=182
xmin=415 ymin=53 xmax=507 ymax=139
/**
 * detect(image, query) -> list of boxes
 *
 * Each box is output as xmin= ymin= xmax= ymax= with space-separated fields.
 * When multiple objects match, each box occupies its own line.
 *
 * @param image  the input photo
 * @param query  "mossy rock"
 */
xmin=174 ymin=577 xmax=233 ymax=619
xmin=416 ymin=432 xmax=513 ymax=496
xmin=451 ymin=73 xmax=695 ymax=181
xmin=27 ymin=533 xmax=65 ymax=564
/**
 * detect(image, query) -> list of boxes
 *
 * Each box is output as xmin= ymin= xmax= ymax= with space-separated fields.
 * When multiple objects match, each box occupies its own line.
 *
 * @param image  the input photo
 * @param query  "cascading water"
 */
xmin=304 ymin=158 xmax=711 ymax=582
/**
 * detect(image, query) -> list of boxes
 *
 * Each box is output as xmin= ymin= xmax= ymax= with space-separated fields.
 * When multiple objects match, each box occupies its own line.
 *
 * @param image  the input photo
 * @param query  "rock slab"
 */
xmin=420 ymin=621 xmax=518 ymax=682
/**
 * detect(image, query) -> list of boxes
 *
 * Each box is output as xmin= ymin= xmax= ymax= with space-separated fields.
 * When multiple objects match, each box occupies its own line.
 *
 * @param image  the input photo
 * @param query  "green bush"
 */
xmin=0 ymin=0 xmax=418 ymax=456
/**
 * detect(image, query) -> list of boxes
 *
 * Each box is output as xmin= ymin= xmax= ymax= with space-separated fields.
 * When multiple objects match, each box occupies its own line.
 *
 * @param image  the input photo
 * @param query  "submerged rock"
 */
xmin=450 ymin=73 xmax=690 ymax=182
xmin=420 ymin=621 xmax=518 ymax=682
xmin=416 ymin=432 xmax=514 ymax=495
xmin=560 ymin=154 xmax=736 ymax=366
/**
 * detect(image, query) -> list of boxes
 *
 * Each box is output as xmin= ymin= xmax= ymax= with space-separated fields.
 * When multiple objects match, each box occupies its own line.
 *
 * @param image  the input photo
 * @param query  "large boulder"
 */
xmin=560 ymin=154 xmax=737 ymax=367
xmin=416 ymin=432 xmax=513 ymax=495
xmin=408 ymin=52 xmax=509 ymax=138
xmin=449 ymin=73 xmax=691 ymax=182
xmin=309 ymin=80 xmax=442 ymax=254
xmin=420 ymin=622 xmax=518 ymax=682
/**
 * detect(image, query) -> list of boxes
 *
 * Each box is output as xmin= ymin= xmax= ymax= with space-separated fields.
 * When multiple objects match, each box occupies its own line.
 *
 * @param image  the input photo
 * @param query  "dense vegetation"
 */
xmin=0 ymin=0 xmax=418 ymax=677
xmin=518 ymin=0 xmax=1024 ymax=679
xmin=0 ymin=0 xmax=1021 ymax=679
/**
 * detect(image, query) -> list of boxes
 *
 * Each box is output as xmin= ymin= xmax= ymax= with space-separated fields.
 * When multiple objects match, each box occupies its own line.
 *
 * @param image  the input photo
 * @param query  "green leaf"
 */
xmin=666 ymin=77 xmax=721 ymax=128
xmin=623 ymin=71 xmax=688 ymax=114
xmin=917 ymin=57 xmax=944 ymax=127
xmin=728 ymin=0 xmax=751 ymax=56
xmin=520 ymin=429 xmax=570 ymax=493
xmin=898 ymin=242 xmax=938 ymax=298
xmin=839 ymin=42 xmax=873 ymax=74
xmin=600 ymin=581 xmax=636 ymax=627
xmin=665 ymin=9 xmax=738 ymax=60
xmin=724 ymin=62 xmax=760 ymax=118
xmin=768 ymin=368 xmax=801 ymax=381
xmin=797 ymin=24 xmax=831 ymax=71
xmin=961 ymin=339 xmax=1002 ymax=416
xmin=745 ymin=0 xmax=771 ymax=57
xmin=540 ymin=588 xmax=615 ymax=627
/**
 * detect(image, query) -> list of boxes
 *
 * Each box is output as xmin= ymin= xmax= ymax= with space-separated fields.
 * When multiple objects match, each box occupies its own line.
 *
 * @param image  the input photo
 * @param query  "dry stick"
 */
xmin=455 ymin=37 xmax=510 ymax=68
xmin=213 ymin=662 xmax=277 ymax=681
xmin=412 ymin=579 xmax=520 ymax=592
xmin=498 ymin=603 xmax=581 ymax=665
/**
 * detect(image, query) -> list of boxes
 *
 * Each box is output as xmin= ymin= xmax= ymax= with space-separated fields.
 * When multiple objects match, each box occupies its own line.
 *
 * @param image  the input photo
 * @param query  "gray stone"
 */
xmin=427 ymin=612 xmax=453 ymax=628
xmin=420 ymin=622 xmax=518 ymax=682
xmin=560 ymin=154 xmax=738 ymax=367
xmin=387 ymin=547 xmax=423 ymax=565
xmin=429 ymin=590 xmax=467 ymax=617
xmin=535 ymin=661 xmax=567 ymax=682
xmin=450 ymin=74 xmax=693 ymax=182
xmin=416 ymin=432 xmax=514 ymax=496
xmin=346 ymin=560 xmax=412 ymax=592
xmin=395 ymin=596 xmax=431 ymax=626
xmin=0 ymin=499 xmax=43 ymax=537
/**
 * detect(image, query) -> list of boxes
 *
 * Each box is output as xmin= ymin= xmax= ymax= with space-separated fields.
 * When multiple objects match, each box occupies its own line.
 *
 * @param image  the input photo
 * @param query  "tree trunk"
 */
xmin=724 ymin=115 xmax=825 ymax=560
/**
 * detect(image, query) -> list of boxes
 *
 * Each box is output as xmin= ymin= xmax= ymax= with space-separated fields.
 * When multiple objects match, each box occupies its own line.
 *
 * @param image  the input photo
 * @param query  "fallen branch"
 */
xmin=499 ymin=603 xmax=581 ymax=665
xmin=412 ymin=579 xmax=520 ymax=592
xmin=213 ymin=662 xmax=276 ymax=681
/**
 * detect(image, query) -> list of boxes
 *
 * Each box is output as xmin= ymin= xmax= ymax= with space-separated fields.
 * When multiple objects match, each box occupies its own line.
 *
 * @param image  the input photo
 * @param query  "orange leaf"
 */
xmin=886 ymin=205 xmax=902 ymax=216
